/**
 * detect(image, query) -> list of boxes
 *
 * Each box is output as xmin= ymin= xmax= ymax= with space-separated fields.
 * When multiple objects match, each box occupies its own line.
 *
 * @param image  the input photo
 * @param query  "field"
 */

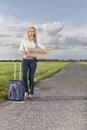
xmin=0 ymin=61 xmax=72 ymax=102
xmin=79 ymin=62 xmax=87 ymax=65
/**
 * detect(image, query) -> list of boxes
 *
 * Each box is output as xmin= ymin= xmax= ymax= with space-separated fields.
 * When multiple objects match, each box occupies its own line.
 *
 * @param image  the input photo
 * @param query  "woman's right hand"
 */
xmin=24 ymin=53 xmax=35 ymax=59
xmin=24 ymin=54 xmax=30 ymax=59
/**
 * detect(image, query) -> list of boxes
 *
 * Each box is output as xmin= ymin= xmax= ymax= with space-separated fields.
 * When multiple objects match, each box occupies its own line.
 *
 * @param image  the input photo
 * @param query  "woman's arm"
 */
xmin=46 ymin=45 xmax=58 ymax=51
xmin=18 ymin=50 xmax=32 ymax=59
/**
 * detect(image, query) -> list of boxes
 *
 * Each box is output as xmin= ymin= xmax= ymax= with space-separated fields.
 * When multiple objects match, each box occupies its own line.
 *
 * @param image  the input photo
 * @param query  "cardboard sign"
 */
xmin=28 ymin=47 xmax=47 ymax=58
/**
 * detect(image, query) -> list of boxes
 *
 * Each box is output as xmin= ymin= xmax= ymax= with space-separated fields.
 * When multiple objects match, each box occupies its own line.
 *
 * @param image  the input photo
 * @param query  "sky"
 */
xmin=0 ymin=0 xmax=87 ymax=60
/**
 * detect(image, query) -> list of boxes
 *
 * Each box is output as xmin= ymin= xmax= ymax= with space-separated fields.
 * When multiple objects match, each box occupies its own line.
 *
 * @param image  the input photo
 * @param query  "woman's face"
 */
xmin=28 ymin=28 xmax=35 ymax=37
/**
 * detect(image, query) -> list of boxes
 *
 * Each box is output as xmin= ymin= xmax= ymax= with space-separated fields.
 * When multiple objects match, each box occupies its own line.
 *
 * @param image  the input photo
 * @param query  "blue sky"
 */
xmin=0 ymin=0 xmax=87 ymax=60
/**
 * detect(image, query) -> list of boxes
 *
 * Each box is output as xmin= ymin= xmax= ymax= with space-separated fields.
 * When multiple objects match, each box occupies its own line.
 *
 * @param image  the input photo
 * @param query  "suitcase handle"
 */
xmin=14 ymin=62 xmax=21 ymax=80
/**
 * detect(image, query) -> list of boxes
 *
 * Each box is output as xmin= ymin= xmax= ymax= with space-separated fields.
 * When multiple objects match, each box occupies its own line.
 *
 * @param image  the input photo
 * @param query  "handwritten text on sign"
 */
xmin=28 ymin=47 xmax=47 ymax=58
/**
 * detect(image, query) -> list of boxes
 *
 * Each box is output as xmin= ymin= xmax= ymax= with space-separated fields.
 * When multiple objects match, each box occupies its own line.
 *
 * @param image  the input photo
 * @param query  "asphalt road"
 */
xmin=0 ymin=62 xmax=87 ymax=130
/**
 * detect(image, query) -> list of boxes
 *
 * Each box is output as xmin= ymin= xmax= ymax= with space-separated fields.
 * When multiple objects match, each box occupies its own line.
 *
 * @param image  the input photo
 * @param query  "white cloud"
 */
xmin=0 ymin=15 xmax=32 ymax=47
xmin=36 ymin=22 xmax=63 ymax=44
xmin=60 ymin=23 xmax=87 ymax=37
xmin=39 ymin=22 xmax=63 ymax=33
xmin=35 ymin=22 xmax=87 ymax=54
xmin=58 ymin=23 xmax=87 ymax=52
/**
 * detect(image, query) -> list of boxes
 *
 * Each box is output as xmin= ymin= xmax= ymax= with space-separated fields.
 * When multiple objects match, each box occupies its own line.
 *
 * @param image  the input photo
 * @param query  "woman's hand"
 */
xmin=24 ymin=54 xmax=30 ymax=59
xmin=46 ymin=44 xmax=59 ymax=51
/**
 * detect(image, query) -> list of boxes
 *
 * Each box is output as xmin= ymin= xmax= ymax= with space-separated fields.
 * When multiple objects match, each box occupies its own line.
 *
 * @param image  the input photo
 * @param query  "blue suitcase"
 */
xmin=8 ymin=62 xmax=25 ymax=101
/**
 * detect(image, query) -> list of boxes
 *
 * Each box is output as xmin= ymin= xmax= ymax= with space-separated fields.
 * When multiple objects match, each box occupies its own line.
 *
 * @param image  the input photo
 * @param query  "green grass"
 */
xmin=79 ymin=62 xmax=87 ymax=65
xmin=0 ymin=61 xmax=72 ymax=102
xmin=35 ymin=61 xmax=72 ymax=82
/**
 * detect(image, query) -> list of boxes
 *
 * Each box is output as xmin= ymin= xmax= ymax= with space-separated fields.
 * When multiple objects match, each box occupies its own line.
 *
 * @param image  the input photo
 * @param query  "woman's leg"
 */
xmin=22 ymin=59 xmax=29 ymax=93
xmin=29 ymin=59 xmax=37 ymax=95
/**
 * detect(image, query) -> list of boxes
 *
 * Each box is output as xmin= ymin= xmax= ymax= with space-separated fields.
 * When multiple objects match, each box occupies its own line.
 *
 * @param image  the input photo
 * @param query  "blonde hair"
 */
xmin=26 ymin=26 xmax=38 ymax=46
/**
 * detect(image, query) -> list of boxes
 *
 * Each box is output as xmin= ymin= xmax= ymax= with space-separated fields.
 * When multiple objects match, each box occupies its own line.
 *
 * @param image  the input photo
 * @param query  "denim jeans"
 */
xmin=22 ymin=58 xmax=37 ymax=95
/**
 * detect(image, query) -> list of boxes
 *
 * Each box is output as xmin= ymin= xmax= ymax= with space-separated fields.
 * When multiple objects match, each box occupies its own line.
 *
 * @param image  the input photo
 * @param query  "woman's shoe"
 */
xmin=28 ymin=94 xmax=33 ymax=99
xmin=24 ymin=92 xmax=29 ymax=98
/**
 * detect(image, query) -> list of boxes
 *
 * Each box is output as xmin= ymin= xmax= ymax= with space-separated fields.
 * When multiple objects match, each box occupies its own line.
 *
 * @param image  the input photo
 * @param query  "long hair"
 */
xmin=26 ymin=26 xmax=38 ymax=46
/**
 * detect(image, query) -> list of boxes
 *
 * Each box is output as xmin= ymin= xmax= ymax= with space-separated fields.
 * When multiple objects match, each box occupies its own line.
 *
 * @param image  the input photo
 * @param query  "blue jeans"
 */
xmin=22 ymin=58 xmax=37 ymax=95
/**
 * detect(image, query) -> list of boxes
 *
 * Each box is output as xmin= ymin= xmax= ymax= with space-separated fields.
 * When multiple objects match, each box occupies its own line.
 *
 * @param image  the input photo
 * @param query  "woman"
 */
xmin=19 ymin=26 xmax=58 ymax=99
